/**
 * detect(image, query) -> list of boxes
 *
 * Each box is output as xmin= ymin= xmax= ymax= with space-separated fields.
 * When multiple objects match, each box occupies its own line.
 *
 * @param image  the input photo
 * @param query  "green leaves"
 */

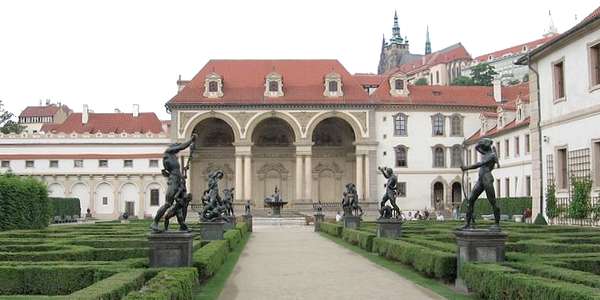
xmin=0 ymin=175 xmax=51 ymax=231
xmin=569 ymin=177 xmax=593 ymax=219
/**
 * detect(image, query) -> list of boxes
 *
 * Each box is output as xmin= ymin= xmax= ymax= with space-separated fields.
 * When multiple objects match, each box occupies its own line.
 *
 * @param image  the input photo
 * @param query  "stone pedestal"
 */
xmin=454 ymin=229 xmax=508 ymax=293
xmin=343 ymin=215 xmax=361 ymax=229
xmin=375 ymin=219 xmax=402 ymax=239
xmin=314 ymin=213 xmax=325 ymax=232
xmin=199 ymin=222 xmax=225 ymax=241
xmin=243 ymin=214 xmax=253 ymax=232
xmin=223 ymin=216 xmax=236 ymax=231
xmin=148 ymin=232 xmax=193 ymax=268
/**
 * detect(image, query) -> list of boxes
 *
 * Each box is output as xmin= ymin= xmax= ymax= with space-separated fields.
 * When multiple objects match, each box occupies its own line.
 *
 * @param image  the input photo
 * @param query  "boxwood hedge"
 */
xmin=0 ymin=175 xmax=51 ymax=231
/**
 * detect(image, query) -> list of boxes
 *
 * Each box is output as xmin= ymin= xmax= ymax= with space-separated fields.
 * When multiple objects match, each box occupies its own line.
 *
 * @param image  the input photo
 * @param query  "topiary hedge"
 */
xmin=224 ymin=229 xmax=242 ymax=250
xmin=48 ymin=198 xmax=81 ymax=219
xmin=459 ymin=197 xmax=531 ymax=218
xmin=342 ymin=228 xmax=375 ymax=252
xmin=320 ymin=222 xmax=343 ymax=237
xmin=124 ymin=268 xmax=198 ymax=300
xmin=0 ymin=175 xmax=51 ymax=231
xmin=192 ymin=240 xmax=229 ymax=279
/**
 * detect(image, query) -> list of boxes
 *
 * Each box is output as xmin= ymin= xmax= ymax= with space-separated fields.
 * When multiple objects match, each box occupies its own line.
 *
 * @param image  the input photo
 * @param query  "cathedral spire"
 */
xmin=544 ymin=10 xmax=558 ymax=37
xmin=391 ymin=10 xmax=403 ymax=45
xmin=425 ymin=25 xmax=432 ymax=54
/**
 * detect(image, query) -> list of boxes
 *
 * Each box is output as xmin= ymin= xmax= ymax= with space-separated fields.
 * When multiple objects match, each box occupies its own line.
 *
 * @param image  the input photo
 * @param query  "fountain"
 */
xmin=263 ymin=186 xmax=287 ymax=217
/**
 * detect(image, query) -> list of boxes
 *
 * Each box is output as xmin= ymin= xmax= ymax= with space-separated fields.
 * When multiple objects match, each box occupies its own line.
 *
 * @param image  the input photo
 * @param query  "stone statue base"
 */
xmin=454 ymin=229 xmax=508 ymax=293
xmin=199 ymin=222 xmax=225 ymax=241
xmin=243 ymin=214 xmax=253 ymax=232
xmin=223 ymin=216 xmax=236 ymax=231
xmin=314 ymin=213 xmax=325 ymax=232
xmin=148 ymin=231 xmax=193 ymax=268
xmin=343 ymin=215 xmax=361 ymax=229
xmin=375 ymin=219 xmax=402 ymax=239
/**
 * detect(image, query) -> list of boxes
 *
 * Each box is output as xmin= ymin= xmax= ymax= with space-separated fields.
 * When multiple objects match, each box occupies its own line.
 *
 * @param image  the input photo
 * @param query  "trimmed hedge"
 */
xmin=372 ymin=238 xmax=456 ymax=281
xmin=507 ymin=262 xmax=600 ymax=288
xmin=235 ymin=222 xmax=249 ymax=237
xmin=342 ymin=228 xmax=375 ymax=252
xmin=320 ymin=222 xmax=343 ymax=237
xmin=460 ymin=263 xmax=600 ymax=300
xmin=48 ymin=198 xmax=81 ymax=219
xmin=0 ymin=266 xmax=113 ymax=295
xmin=193 ymin=240 xmax=229 ymax=279
xmin=70 ymin=269 xmax=149 ymax=300
xmin=124 ymin=268 xmax=198 ymax=300
xmin=459 ymin=197 xmax=531 ymax=218
xmin=224 ymin=229 xmax=242 ymax=250
xmin=0 ymin=175 xmax=51 ymax=231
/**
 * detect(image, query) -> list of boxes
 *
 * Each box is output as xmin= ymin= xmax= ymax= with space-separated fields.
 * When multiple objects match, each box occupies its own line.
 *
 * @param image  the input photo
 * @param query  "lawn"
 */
xmin=321 ymin=220 xmax=600 ymax=300
xmin=0 ymin=220 xmax=250 ymax=299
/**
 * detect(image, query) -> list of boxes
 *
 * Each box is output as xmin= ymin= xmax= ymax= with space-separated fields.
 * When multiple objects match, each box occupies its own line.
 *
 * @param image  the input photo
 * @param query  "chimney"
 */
xmin=82 ymin=104 xmax=89 ymax=124
xmin=133 ymin=104 xmax=139 ymax=117
xmin=493 ymin=80 xmax=502 ymax=103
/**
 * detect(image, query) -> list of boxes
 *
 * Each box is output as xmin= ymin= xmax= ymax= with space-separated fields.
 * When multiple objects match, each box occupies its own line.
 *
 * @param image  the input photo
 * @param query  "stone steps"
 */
xmin=252 ymin=217 xmax=307 ymax=226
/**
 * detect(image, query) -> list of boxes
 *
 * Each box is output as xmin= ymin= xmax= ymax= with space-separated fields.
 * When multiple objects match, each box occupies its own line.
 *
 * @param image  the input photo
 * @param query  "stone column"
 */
xmin=356 ymin=154 xmax=364 ymax=201
xmin=138 ymin=188 xmax=145 ymax=219
xmin=244 ymin=155 xmax=252 ymax=201
xmin=235 ymin=155 xmax=243 ymax=201
xmin=364 ymin=153 xmax=370 ymax=202
xmin=304 ymin=155 xmax=312 ymax=202
xmin=295 ymin=154 xmax=303 ymax=202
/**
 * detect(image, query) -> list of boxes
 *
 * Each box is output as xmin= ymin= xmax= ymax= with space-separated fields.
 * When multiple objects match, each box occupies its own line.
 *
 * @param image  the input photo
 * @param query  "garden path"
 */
xmin=218 ymin=225 xmax=445 ymax=300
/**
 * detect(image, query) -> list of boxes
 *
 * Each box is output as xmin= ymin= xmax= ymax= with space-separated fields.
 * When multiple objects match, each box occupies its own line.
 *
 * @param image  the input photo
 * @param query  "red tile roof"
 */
xmin=474 ymin=35 xmax=558 ymax=62
xmin=582 ymin=6 xmax=600 ymax=23
xmin=41 ymin=112 xmax=164 ymax=134
xmin=387 ymin=43 xmax=471 ymax=76
xmin=19 ymin=105 xmax=70 ymax=117
xmin=352 ymin=73 xmax=385 ymax=86
xmin=466 ymin=117 xmax=530 ymax=143
xmin=168 ymin=60 xmax=371 ymax=105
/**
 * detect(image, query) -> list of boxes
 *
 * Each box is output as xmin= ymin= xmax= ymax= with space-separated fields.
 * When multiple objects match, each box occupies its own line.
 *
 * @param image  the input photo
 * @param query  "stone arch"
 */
xmin=183 ymin=111 xmax=241 ymax=142
xmin=48 ymin=183 xmax=65 ymax=198
xmin=245 ymin=111 xmax=302 ymax=142
xmin=306 ymin=111 xmax=363 ymax=142
xmin=70 ymin=182 xmax=89 ymax=216
xmin=119 ymin=183 xmax=139 ymax=216
xmin=95 ymin=182 xmax=114 ymax=215
xmin=430 ymin=176 xmax=448 ymax=210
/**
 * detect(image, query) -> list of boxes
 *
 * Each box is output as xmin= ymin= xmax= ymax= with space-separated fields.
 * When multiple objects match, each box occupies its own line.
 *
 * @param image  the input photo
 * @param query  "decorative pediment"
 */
xmin=202 ymin=162 xmax=234 ymax=176
xmin=323 ymin=72 xmax=343 ymax=97
xmin=257 ymin=162 xmax=289 ymax=175
xmin=389 ymin=73 xmax=409 ymax=97
xmin=264 ymin=72 xmax=284 ymax=97
xmin=312 ymin=161 xmax=342 ymax=174
xmin=203 ymin=72 xmax=224 ymax=98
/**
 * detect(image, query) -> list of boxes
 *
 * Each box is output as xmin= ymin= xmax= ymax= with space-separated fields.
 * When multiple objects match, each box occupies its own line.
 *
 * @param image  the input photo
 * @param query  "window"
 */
xmin=26 ymin=160 xmax=34 ymax=168
xmin=590 ymin=43 xmax=600 ymax=87
xmin=98 ymin=160 xmax=108 ymax=168
xmin=435 ymin=71 xmax=440 ymax=84
xmin=451 ymin=145 xmax=462 ymax=168
xmin=74 ymin=160 xmax=83 ymax=168
xmin=328 ymin=80 xmax=338 ymax=92
xmin=526 ymin=176 xmax=531 ymax=196
xmin=102 ymin=197 xmax=108 ymax=205
xmin=525 ymin=134 xmax=530 ymax=153
xmin=553 ymin=60 xmax=565 ymax=100
xmin=394 ymin=79 xmax=404 ymax=90
xmin=504 ymin=139 xmax=510 ymax=158
xmin=208 ymin=81 xmax=218 ymax=92
xmin=149 ymin=160 xmax=159 ymax=168
xmin=515 ymin=137 xmax=520 ymax=156
xmin=395 ymin=146 xmax=407 ymax=167
xmin=393 ymin=113 xmax=407 ymax=136
xmin=150 ymin=189 xmax=160 ymax=206
xmin=123 ymin=160 xmax=133 ymax=168
xmin=397 ymin=182 xmax=407 ymax=197
xmin=496 ymin=141 xmax=501 ymax=158
xmin=268 ymin=80 xmax=279 ymax=92
xmin=505 ymin=178 xmax=510 ymax=197
xmin=1 ymin=161 xmax=9 ymax=168
xmin=496 ymin=179 xmax=501 ymax=197
xmin=450 ymin=115 xmax=463 ymax=136
xmin=49 ymin=160 xmax=59 ymax=168
xmin=557 ymin=148 xmax=568 ymax=190
xmin=433 ymin=146 xmax=445 ymax=168
xmin=432 ymin=114 xmax=444 ymax=136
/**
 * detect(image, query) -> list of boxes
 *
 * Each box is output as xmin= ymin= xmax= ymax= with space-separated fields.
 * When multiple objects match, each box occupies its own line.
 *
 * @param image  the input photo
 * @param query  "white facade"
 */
xmin=0 ymin=132 xmax=170 ymax=219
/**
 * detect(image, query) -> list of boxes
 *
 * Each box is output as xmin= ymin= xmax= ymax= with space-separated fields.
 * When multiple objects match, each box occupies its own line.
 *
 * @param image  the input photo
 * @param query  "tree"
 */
xmin=0 ymin=100 xmax=25 ymax=134
xmin=451 ymin=76 xmax=474 ymax=86
xmin=470 ymin=63 xmax=498 ymax=86
xmin=414 ymin=78 xmax=428 ymax=85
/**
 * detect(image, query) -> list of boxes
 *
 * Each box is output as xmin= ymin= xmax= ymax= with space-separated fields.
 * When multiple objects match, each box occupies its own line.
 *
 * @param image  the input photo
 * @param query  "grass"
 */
xmin=320 ymin=232 xmax=472 ymax=300
xmin=193 ymin=233 xmax=251 ymax=300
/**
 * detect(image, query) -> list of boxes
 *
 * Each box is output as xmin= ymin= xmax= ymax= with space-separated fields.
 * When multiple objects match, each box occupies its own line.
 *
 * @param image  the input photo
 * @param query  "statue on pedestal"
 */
xmin=150 ymin=134 xmax=196 ymax=232
xmin=341 ymin=183 xmax=363 ymax=216
xmin=223 ymin=187 xmax=235 ymax=217
xmin=378 ymin=166 xmax=401 ymax=219
xmin=244 ymin=200 xmax=251 ymax=215
xmin=200 ymin=170 xmax=227 ymax=222
xmin=460 ymin=138 xmax=501 ymax=231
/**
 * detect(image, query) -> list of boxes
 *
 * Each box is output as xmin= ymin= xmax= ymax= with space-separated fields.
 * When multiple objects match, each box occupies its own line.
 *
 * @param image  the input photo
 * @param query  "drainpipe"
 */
xmin=526 ymin=53 xmax=545 ymax=221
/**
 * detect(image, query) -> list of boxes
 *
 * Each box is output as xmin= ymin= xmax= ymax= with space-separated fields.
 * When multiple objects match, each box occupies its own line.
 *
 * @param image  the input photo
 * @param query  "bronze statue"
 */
xmin=378 ymin=166 xmax=401 ymax=219
xmin=460 ymin=138 xmax=501 ymax=231
xmin=244 ymin=200 xmax=251 ymax=215
xmin=200 ymin=170 xmax=226 ymax=222
xmin=341 ymin=183 xmax=363 ymax=217
xmin=223 ymin=187 xmax=235 ymax=217
xmin=150 ymin=134 xmax=196 ymax=232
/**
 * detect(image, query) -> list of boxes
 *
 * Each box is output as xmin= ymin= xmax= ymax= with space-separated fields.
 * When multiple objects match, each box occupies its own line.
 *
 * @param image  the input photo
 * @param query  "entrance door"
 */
xmin=125 ymin=201 xmax=135 ymax=217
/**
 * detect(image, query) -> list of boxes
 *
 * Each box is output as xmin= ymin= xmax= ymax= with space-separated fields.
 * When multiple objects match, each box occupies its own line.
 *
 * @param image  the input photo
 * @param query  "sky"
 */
xmin=0 ymin=0 xmax=598 ymax=120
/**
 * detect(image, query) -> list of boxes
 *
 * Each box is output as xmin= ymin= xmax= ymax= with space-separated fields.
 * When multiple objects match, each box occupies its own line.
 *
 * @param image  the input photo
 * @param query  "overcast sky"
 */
xmin=1 ymin=0 xmax=597 ymax=119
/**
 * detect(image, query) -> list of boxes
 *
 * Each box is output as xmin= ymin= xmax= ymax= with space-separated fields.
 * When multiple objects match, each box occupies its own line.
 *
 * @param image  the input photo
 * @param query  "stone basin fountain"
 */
xmin=263 ymin=186 xmax=287 ymax=217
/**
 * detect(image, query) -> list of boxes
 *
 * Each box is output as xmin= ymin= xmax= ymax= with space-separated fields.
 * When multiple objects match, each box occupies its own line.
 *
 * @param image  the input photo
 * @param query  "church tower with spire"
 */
xmin=425 ymin=26 xmax=432 ymax=55
xmin=377 ymin=11 xmax=413 ymax=74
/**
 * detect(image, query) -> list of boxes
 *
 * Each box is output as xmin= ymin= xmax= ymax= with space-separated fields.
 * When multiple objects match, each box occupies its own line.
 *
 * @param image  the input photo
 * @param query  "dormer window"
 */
xmin=264 ymin=72 xmax=284 ymax=97
xmin=203 ymin=73 xmax=223 ymax=98
xmin=389 ymin=73 xmax=409 ymax=96
xmin=323 ymin=72 xmax=343 ymax=97
xmin=516 ymin=108 xmax=523 ymax=122
xmin=522 ymin=45 xmax=528 ymax=52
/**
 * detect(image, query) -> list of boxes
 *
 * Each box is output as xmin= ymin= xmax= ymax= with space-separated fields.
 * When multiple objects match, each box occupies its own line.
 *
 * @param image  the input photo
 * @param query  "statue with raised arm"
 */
xmin=150 ymin=134 xmax=196 ymax=232
xmin=342 ymin=183 xmax=363 ymax=217
xmin=460 ymin=138 xmax=501 ymax=231
xmin=378 ymin=166 xmax=401 ymax=219
xmin=200 ymin=170 xmax=226 ymax=222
